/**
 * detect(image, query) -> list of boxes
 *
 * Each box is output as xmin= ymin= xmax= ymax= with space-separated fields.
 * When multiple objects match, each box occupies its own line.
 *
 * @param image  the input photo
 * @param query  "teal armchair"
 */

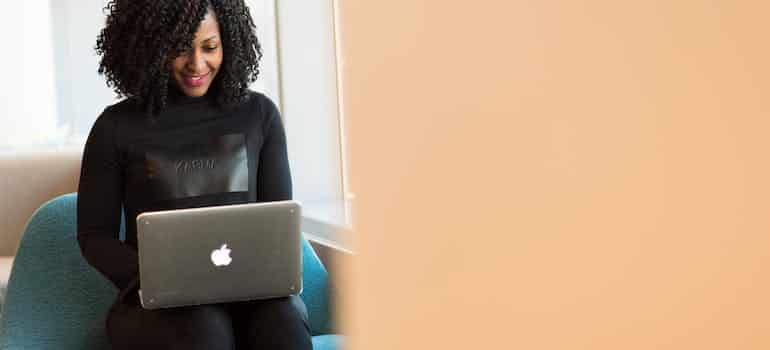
xmin=0 ymin=193 xmax=343 ymax=349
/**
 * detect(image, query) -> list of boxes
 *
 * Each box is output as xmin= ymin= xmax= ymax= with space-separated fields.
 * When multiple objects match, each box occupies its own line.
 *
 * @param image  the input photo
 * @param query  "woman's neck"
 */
xmin=167 ymin=84 xmax=216 ymax=106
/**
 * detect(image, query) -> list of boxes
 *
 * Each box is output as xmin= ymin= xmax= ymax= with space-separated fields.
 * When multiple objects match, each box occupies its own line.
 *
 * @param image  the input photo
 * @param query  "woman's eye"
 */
xmin=204 ymin=46 xmax=219 ymax=52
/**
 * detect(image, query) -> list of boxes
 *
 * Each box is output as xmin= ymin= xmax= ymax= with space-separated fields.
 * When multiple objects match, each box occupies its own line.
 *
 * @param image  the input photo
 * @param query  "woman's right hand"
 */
xmin=118 ymin=278 xmax=141 ymax=305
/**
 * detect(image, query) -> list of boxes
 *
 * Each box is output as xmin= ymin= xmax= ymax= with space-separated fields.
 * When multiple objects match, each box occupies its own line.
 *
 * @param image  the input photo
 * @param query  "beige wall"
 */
xmin=338 ymin=1 xmax=770 ymax=349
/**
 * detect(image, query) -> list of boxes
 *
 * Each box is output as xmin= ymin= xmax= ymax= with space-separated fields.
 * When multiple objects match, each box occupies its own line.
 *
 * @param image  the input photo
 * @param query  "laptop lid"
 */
xmin=136 ymin=200 xmax=302 ymax=309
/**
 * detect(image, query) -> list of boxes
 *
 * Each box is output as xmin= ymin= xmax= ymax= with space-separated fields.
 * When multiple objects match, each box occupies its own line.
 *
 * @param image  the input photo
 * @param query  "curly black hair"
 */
xmin=96 ymin=0 xmax=262 ymax=115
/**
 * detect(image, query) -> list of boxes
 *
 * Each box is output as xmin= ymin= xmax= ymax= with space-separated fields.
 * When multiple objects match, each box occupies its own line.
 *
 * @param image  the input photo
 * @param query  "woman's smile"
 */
xmin=181 ymin=72 xmax=211 ymax=88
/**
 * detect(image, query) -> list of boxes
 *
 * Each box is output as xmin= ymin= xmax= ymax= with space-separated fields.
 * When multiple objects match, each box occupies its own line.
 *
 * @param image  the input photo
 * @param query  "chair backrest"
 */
xmin=0 ymin=193 xmax=332 ymax=349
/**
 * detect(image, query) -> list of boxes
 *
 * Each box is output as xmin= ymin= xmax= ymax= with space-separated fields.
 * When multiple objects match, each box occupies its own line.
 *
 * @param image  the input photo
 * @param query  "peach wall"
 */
xmin=337 ymin=1 xmax=770 ymax=349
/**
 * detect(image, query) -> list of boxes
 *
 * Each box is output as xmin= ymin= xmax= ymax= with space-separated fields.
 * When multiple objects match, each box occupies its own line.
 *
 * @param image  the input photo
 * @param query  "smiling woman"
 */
xmin=169 ymin=9 xmax=224 ymax=97
xmin=77 ymin=0 xmax=312 ymax=349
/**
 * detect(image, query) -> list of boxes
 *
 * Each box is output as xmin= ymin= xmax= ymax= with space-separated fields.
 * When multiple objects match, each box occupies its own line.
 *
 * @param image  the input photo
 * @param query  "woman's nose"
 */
xmin=186 ymin=50 xmax=206 ymax=73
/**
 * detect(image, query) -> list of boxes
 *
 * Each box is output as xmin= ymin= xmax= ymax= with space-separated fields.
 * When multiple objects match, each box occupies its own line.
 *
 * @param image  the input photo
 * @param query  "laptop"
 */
xmin=136 ymin=200 xmax=303 ymax=309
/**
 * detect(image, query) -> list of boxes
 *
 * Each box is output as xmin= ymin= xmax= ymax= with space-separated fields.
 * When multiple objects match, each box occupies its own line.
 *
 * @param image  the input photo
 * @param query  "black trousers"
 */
xmin=106 ymin=292 xmax=313 ymax=350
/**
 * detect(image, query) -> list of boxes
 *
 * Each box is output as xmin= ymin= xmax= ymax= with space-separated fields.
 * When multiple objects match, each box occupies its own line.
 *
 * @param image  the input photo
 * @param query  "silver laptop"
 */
xmin=136 ymin=200 xmax=303 ymax=309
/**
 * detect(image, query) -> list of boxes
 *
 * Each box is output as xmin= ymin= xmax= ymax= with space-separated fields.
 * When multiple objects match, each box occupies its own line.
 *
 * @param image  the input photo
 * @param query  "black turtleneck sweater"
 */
xmin=76 ymin=90 xmax=292 ymax=292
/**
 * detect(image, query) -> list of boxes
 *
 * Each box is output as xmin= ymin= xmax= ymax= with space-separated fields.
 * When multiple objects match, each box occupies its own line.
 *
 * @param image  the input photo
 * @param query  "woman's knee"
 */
xmin=250 ymin=296 xmax=309 ymax=324
xmin=238 ymin=296 xmax=311 ymax=337
xmin=230 ymin=296 xmax=311 ymax=336
xmin=235 ymin=297 xmax=312 ymax=350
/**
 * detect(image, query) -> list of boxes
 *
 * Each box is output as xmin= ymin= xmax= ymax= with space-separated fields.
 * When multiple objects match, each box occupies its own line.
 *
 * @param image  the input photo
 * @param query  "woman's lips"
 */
xmin=182 ymin=72 xmax=210 ymax=88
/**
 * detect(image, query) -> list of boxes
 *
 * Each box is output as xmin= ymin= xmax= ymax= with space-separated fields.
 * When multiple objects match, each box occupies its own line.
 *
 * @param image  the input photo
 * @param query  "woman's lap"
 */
xmin=107 ymin=295 xmax=311 ymax=350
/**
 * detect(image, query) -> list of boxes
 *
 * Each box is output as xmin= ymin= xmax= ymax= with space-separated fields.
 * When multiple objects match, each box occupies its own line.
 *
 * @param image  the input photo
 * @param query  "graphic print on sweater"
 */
xmin=144 ymin=133 xmax=248 ymax=200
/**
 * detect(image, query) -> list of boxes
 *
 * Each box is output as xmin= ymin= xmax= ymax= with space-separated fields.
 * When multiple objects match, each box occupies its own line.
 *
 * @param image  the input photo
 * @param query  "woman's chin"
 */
xmin=178 ymin=85 xmax=209 ymax=97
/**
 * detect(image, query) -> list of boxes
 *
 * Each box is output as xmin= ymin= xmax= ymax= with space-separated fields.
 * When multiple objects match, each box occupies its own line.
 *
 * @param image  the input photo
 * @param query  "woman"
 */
xmin=77 ymin=0 xmax=312 ymax=349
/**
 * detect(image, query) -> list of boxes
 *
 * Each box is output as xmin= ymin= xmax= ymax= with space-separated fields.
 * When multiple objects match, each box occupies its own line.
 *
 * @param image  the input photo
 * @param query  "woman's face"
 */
xmin=170 ymin=9 xmax=223 ymax=97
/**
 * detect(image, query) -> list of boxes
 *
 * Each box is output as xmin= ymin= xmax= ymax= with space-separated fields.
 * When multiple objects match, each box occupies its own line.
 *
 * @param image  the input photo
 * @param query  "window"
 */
xmin=7 ymin=0 xmax=351 ymax=247
xmin=276 ymin=1 xmax=353 ymax=247
xmin=2 ymin=1 xmax=71 ymax=151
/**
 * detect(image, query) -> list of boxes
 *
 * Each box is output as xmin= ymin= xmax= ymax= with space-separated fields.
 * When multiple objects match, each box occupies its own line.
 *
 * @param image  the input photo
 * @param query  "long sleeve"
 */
xmin=256 ymin=99 xmax=293 ymax=202
xmin=77 ymin=111 xmax=139 ymax=291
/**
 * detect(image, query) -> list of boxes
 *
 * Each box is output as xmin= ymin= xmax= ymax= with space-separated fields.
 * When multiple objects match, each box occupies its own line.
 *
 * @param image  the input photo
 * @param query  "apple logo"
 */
xmin=211 ymin=244 xmax=232 ymax=267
